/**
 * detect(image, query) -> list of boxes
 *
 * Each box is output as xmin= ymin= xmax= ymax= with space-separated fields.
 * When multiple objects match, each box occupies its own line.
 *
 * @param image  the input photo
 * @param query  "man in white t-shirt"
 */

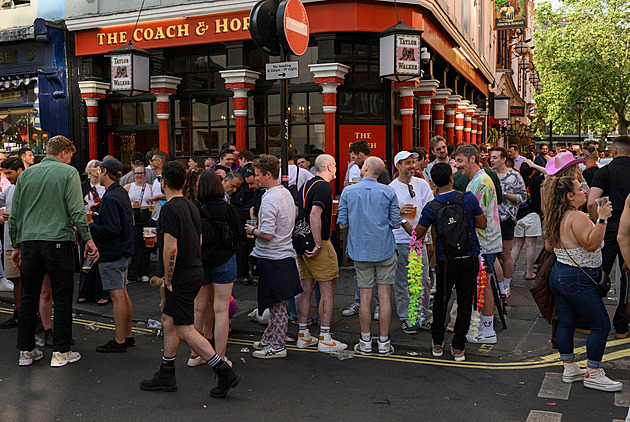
xmin=146 ymin=151 xmax=168 ymax=223
xmin=389 ymin=151 xmax=434 ymax=334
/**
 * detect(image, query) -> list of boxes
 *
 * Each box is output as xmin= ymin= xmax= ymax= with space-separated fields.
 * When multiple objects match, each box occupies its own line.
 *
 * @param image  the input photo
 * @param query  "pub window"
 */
xmin=104 ymin=99 xmax=158 ymax=166
xmin=338 ymin=90 xmax=384 ymax=120
xmin=0 ymin=82 xmax=48 ymax=155
xmin=172 ymin=53 xmax=227 ymax=92
xmin=337 ymin=39 xmax=380 ymax=84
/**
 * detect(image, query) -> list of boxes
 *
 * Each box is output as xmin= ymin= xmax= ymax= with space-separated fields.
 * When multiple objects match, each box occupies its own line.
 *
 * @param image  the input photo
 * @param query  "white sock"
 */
xmin=503 ymin=277 xmax=512 ymax=289
xmin=319 ymin=327 xmax=331 ymax=339
xmin=380 ymin=335 xmax=389 ymax=343
xmin=361 ymin=332 xmax=371 ymax=342
xmin=481 ymin=315 xmax=494 ymax=334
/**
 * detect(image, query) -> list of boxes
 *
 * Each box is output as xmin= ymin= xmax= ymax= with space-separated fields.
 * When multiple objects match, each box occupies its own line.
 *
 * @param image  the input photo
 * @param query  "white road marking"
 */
xmin=537 ymin=372 xmax=572 ymax=400
xmin=526 ymin=410 xmax=562 ymax=422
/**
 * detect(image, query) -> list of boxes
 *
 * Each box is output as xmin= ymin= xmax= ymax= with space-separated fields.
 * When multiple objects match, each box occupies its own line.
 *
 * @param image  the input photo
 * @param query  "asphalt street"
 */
xmin=0 ymin=307 xmax=629 ymax=422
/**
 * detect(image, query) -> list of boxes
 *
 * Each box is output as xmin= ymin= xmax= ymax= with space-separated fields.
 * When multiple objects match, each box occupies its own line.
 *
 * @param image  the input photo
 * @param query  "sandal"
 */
xmin=77 ymin=298 xmax=87 ymax=304
xmin=97 ymin=298 xmax=110 ymax=306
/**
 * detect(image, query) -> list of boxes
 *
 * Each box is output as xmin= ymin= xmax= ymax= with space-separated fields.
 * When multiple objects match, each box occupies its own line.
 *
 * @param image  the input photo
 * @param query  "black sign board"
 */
xmin=0 ymin=50 xmax=18 ymax=65
xmin=510 ymin=106 xmax=525 ymax=117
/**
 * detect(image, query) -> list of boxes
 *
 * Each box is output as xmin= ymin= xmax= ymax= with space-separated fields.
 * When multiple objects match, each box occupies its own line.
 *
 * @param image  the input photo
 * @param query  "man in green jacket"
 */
xmin=9 ymin=135 xmax=99 ymax=367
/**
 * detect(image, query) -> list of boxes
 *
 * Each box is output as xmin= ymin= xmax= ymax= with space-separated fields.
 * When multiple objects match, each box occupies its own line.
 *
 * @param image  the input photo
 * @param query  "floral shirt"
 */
xmin=467 ymin=170 xmax=502 ymax=254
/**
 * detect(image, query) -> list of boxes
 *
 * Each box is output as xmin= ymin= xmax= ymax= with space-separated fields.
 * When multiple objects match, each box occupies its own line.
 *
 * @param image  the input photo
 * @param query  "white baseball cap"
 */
xmin=394 ymin=151 xmax=419 ymax=164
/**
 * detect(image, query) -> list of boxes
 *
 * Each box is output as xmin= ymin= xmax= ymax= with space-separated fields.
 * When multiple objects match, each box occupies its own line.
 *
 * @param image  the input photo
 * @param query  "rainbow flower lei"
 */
xmin=468 ymin=255 xmax=487 ymax=337
xmin=406 ymin=226 xmax=425 ymax=326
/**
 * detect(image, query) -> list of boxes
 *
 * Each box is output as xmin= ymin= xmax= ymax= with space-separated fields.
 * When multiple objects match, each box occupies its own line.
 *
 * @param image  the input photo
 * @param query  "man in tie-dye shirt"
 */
xmin=454 ymin=145 xmax=502 ymax=345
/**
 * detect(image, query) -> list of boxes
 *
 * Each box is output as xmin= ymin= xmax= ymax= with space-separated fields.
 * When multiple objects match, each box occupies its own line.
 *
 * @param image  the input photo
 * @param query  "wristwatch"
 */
xmin=401 ymin=219 xmax=407 ymax=225
xmin=597 ymin=218 xmax=608 ymax=225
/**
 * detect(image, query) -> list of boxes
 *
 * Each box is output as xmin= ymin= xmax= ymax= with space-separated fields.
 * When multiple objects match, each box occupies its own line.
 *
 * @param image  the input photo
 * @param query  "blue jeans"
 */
xmin=550 ymin=262 xmax=610 ymax=367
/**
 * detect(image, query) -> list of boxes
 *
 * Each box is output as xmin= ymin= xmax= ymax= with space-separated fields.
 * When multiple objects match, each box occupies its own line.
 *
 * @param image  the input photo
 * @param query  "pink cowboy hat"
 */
xmin=545 ymin=151 xmax=585 ymax=175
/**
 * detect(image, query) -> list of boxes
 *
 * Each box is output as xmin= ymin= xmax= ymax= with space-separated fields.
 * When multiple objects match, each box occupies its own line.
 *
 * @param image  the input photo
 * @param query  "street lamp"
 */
xmin=109 ymin=42 xmax=150 ymax=96
xmin=576 ymin=99 xmax=584 ymax=145
xmin=379 ymin=22 xmax=424 ymax=81
xmin=494 ymin=92 xmax=510 ymax=146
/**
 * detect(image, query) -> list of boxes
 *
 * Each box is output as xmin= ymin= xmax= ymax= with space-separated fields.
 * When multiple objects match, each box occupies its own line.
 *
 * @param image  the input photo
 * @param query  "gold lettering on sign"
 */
xmin=133 ymin=29 xmax=143 ymax=43
xmin=177 ymin=24 xmax=189 ymax=37
xmin=216 ymin=19 xmax=229 ymax=33
xmin=166 ymin=26 xmax=176 ymax=38
xmin=354 ymin=132 xmax=372 ymax=140
xmin=154 ymin=27 xmax=166 ymax=40
xmin=369 ymin=143 xmax=377 ymax=149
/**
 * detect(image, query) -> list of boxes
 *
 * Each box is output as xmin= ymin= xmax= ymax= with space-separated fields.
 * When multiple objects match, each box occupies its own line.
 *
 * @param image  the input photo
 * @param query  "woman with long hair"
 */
xmin=544 ymin=176 xmax=621 ymax=392
xmin=188 ymin=171 xmax=245 ymax=367
xmin=124 ymin=162 xmax=154 ymax=283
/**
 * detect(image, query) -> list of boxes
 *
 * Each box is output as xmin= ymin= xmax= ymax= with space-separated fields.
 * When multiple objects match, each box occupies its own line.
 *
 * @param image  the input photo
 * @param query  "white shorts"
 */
xmin=514 ymin=212 xmax=542 ymax=238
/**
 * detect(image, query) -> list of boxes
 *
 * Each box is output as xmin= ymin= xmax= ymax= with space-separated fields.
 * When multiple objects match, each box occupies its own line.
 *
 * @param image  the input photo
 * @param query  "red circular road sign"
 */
xmin=277 ymin=0 xmax=309 ymax=56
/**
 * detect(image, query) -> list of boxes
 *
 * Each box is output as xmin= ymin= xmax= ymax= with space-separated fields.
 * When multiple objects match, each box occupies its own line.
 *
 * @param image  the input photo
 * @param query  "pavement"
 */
xmin=1 ymin=239 xmax=628 ymax=364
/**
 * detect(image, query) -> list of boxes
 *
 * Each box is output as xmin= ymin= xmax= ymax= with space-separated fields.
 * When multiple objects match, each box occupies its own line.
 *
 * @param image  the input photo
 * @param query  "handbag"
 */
xmin=530 ymin=248 xmax=557 ymax=324
xmin=292 ymin=179 xmax=323 ymax=254
xmin=560 ymin=240 xmax=610 ymax=297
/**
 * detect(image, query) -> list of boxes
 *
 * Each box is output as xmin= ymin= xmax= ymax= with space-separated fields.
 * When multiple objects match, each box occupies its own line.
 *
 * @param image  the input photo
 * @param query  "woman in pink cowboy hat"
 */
xmin=542 ymin=151 xmax=586 ymax=204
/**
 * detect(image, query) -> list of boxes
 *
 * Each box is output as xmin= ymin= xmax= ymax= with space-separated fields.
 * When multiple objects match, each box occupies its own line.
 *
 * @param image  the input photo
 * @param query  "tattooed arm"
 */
xmin=163 ymin=233 xmax=178 ymax=292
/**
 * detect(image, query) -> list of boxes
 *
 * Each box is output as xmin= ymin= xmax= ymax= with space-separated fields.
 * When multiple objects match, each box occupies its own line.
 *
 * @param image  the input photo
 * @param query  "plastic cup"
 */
xmin=143 ymin=228 xmax=157 ymax=247
xmin=132 ymin=200 xmax=141 ymax=209
xmin=407 ymin=206 xmax=417 ymax=220
xmin=86 ymin=213 xmax=92 ymax=223
xmin=351 ymin=176 xmax=361 ymax=184
xmin=595 ymin=196 xmax=609 ymax=207
xmin=82 ymin=255 xmax=96 ymax=273
xmin=332 ymin=200 xmax=339 ymax=215
xmin=247 ymin=218 xmax=257 ymax=239
xmin=148 ymin=204 xmax=155 ymax=212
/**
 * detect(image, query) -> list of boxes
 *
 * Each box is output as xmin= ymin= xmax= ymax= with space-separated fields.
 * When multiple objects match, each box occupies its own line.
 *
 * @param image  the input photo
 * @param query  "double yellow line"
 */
xmin=2 ymin=306 xmax=628 ymax=370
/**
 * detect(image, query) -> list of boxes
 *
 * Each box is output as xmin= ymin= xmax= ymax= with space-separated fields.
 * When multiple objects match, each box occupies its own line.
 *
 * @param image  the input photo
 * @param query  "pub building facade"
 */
xmin=67 ymin=0 xmax=495 ymax=189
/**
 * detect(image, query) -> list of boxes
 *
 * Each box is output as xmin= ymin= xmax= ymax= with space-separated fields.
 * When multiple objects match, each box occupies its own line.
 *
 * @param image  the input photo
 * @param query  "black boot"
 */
xmin=140 ymin=364 xmax=177 ymax=392
xmin=210 ymin=361 xmax=241 ymax=398
xmin=0 ymin=311 xmax=18 ymax=329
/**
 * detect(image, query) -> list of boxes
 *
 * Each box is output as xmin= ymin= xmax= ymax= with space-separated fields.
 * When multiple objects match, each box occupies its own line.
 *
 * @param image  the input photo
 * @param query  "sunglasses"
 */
xmin=408 ymin=184 xmax=415 ymax=198
xmin=134 ymin=172 xmax=145 ymax=175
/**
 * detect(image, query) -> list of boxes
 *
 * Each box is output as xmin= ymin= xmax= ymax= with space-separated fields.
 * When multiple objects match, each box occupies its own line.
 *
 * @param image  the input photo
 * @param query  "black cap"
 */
xmin=95 ymin=158 xmax=123 ymax=176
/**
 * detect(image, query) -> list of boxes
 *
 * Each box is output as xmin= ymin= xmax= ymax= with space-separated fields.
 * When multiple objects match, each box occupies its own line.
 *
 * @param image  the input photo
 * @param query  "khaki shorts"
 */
xmin=4 ymin=249 xmax=19 ymax=279
xmin=297 ymin=240 xmax=339 ymax=281
xmin=354 ymin=252 xmax=397 ymax=289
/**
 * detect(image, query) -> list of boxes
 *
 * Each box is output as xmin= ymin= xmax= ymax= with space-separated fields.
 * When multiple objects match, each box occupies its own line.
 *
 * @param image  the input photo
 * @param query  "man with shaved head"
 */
xmin=338 ymin=155 xmax=402 ymax=357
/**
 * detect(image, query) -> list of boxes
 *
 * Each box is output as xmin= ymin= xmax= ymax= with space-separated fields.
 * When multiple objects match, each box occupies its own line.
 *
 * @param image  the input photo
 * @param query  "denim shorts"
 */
xmin=202 ymin=254 xmax=237 ymax=285
xmin=99 ymin=257 xmax=131 ymax=291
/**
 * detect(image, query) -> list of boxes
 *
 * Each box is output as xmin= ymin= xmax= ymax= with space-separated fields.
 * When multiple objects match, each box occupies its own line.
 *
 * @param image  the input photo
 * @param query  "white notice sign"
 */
xmin=266 ymin=61 xmax=299 ymax=80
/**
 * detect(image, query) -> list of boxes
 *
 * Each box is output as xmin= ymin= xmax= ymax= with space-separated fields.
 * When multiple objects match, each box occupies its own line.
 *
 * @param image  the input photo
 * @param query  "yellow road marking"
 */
xmin=3 ymin=306 xmax=629 ymax=369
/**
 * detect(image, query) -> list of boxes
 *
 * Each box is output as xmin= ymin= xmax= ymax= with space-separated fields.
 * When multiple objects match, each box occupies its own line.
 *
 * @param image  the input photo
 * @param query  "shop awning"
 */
xmin=0 ymin=75 xmax=40 ymax=129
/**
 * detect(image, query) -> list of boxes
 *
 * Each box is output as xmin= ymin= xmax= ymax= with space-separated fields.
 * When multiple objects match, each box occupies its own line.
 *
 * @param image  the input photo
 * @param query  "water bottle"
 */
xmin=331 ymin=350 xmax=354 ymax=360
xmin=85 ymin=323 xmax=99 ymax=331
xmin=147 ymin=319 xmax=162 ymax=330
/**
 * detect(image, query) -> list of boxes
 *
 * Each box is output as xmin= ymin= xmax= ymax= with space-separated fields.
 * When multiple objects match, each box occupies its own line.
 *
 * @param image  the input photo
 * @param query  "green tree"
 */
xmin=533 ymin=0 xmax=630 ymax=135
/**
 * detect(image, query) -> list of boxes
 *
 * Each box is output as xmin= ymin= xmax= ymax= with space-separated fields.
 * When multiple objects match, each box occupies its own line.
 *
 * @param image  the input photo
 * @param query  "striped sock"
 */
xmin=206 ymin=353 xmax=222 ymax=369
xmin=162 ymin=355 xmax=176 ymax=367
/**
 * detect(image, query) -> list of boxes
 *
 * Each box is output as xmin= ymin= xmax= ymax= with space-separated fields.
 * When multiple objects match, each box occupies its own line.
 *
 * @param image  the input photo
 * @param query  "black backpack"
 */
xmin=429 ymin=191 xmax=473 ymax=259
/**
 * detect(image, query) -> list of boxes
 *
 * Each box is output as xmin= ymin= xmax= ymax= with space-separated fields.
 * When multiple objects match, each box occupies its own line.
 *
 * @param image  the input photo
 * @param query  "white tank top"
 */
xmin=128 ymin=183 xmax=152 ymax=208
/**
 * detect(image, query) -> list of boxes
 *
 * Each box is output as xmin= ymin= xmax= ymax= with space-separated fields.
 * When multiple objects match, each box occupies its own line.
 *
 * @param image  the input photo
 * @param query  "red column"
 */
xmin=414 ymin=79 xmax=439 ymax=149
xmin=394 ymin=80 xmax=418 ymax=151
xmin=455 ymin=100 xmax=469 ymax=144
xmin=465 ymin=104 xmax=476 ymax=144
xmin=445 ymin=94 xmax=461 ymax=144
xmin=432 ymin=88 xmax=451 ymax=138
xmin=309 ymin=63 xmax=350 ymax=156
xmin=78 ymin=81 xmax=109 ymax=160
xmin=475 ymin=110 xmax=484 ymax=145
xmin=150 ymin=76 xmax=182 ymax=155
xmin=220 ymin=70 xmax=260 ymax=152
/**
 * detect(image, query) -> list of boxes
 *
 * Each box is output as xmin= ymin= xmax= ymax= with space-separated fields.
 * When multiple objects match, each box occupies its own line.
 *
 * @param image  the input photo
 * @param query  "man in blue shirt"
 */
xmin=338 ymin=157 xmax=401 ymax=357
xmin=415 ymin=163 xmax=486 ymax=362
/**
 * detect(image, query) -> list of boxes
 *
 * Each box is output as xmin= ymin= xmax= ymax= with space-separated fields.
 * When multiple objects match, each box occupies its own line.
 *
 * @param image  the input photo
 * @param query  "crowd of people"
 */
xmin=0 ymin=132 xmax=629 ymax=399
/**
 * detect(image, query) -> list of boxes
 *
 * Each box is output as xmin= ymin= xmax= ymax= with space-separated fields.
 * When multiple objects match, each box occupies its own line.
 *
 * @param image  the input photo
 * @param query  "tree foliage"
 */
xmin=533 ymin=0 xmax=630 ymax=135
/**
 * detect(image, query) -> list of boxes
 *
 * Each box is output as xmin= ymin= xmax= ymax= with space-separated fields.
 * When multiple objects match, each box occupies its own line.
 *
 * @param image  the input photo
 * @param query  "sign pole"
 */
xmin=277 ymin=0 xmax=289 ymax=189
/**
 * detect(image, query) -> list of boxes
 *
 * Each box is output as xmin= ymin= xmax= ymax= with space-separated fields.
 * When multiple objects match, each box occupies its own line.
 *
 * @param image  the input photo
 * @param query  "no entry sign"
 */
xmin=277 ymin=0 xmax=309 ymax=56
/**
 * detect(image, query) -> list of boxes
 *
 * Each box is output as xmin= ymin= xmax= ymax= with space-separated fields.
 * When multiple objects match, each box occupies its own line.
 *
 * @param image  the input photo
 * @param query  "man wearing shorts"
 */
xmin=0 ymin=158 xmax=23 ymax=329
xmin=89 ymin=158 xmax=134 ymax=353
xmin=338 ymin=156 xmax=402 ymax=356
xmin=141 ymin=161 xmax=240 ymax=398
xmin=295 ymin=154 xmax=346 ymax=353
xmin=489 ymin=147 xmax=526 ymax=297
xmin=245 ymin=155 xmax=303 ymax=359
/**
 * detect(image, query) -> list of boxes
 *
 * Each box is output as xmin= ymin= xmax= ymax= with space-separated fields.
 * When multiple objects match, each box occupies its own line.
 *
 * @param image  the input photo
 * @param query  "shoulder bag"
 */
xmin=559 ymin=240 xmax=610 ymax=297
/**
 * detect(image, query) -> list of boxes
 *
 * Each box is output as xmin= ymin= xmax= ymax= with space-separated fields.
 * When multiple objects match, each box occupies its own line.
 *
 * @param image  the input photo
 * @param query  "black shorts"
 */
xmin=500 ymin=219 xmax=516 ymax=241
xmin=162 ymin=268 xmax=204 ymax=326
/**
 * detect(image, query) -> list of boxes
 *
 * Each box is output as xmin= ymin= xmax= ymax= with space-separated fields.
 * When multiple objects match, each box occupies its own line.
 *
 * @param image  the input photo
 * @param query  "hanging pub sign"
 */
xmin=494 ymin=0 xmax=527 ymax=29
xmin=109 ymin=42 xmax=150 ymax=96
xmin=379 ymin=23 xmax=423 ymax=81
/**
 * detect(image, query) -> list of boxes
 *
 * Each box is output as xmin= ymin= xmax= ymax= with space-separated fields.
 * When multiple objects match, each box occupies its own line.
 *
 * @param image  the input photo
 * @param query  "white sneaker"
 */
xmin=187 ymin=354 xmax=206 ymax=367
xmin=583 ymin=367 xmax=623 ymax=392
xmin=252 ymin=340 xmax=268 ymax=350
xmin=341 ymin=302 xmax=360 ymax=317
xmin=50 ymin=351 xmax=81 ymax=367
xmin=373 ymin=306 xmax=380 ymax=321
xmin=296 ymin=332 xmax=319 ymax=349
xmin=353 ymin=338 xmax=372 ymax=355
xmin=252 ymin=346 xmax=287 ymax=359
xmin=224 ymin=356 xmax=233 ymax=368
xmin=318 ymin=335 xmax=347 ymax=353
xmin=468 ymin=332 xmax=497 ymax=344
xmin=431 ymin=341 xmax=444 ymax=357
xmin=451 ymin=348 xmax=465 ymax=362
xmin=19 ymin=348 xmax=43 ymax=366
xmin=377 ymin=338 xmax=394 ymax=356
xmin=0 ymin=277 xmax=14 ymax=292
xmin=504 ymin=286 xmax=511 ymax=299
xmin=562 ymin=362 xmax=586 ymax=383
